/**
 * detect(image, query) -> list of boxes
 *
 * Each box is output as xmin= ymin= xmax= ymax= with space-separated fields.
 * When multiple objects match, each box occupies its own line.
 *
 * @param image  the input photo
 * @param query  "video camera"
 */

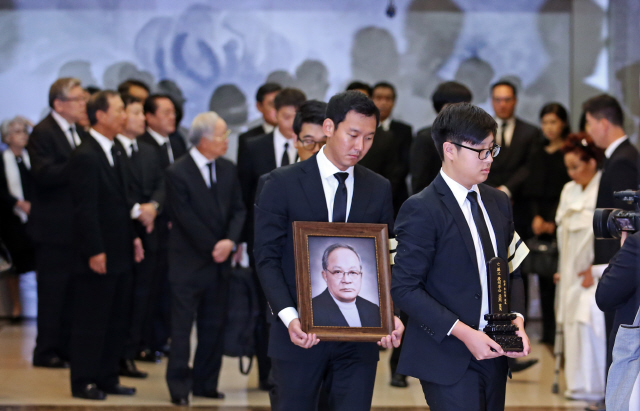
xmin=593 ymin=190 xmax=640 ymax=239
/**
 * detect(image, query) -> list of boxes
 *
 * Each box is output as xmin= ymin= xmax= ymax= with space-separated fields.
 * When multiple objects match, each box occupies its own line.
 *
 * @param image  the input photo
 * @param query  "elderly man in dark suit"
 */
xmin=391 ymin=103 xmax=531 ymax=411
xmin=68 ymin=90 xmax=144 ymax=400
xmin=164 ymin=111 xmax=245 ymax=406
xmin=254 ymin=91 xmax=403 ymax=411
xmin=27 ymin=77 xmax=89 ymax=368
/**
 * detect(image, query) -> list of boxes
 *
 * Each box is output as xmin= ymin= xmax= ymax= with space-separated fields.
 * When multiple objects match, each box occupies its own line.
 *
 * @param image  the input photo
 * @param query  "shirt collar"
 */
xmin=263 ymin=122 xmax=275 ymax=134
xmin=380 ymin=117 xmax=392 ymax=132
xmin=147 ymin=127 xmax=169 ymax=145
xmin=316 ymin=145 xmax=354 ymax=181
xmin=495 ymin=116 xmax=515 ymax=127
xmin=89 ymin=128 xmax=114 ymax=152
xmin=605 ymin=135 xmax=628 ymax=159
xmin=189 ymin=146 xmax=213 ymax=169
xmin=439 ymin=169 xmax=479 ymax=208
xmin=116 ymin=134 xmax=136 ymax=151
xmin=51 ymin=110 xmax=72 ymax=133
xmin=274 ymin=126 xmax=292 ymax=147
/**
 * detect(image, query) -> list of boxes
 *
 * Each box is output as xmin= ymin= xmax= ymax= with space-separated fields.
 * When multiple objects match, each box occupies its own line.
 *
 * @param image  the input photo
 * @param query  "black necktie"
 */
xmin=111 ymin=146 xmax=125 ymax=187
xmin=207 ymin=162 xmax=223 ymax=210
xmin=332 ymin=172 xmax=349 ymax=223
xmin=467 ymin=191 xmax=495 ymax=262
xmin=281 ymin=142 xmax=290 ymax=166
xmin=68 ymin=126 xmax=76 ymax=148
xmin=163 ymin=142 xmax=174 ymax=165
xmin=16 ymin=155 xmax=32 ymax=201
xmin=130 ymin=143 xmax=138 ymax=162
xmin=499 ymin=121 xmax=507 ymax=148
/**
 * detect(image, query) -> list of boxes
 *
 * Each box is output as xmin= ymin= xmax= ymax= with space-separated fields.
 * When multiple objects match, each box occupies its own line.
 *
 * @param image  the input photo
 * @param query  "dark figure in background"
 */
xmin=521 ymin=103 xmax=571 ymax=345
xmin=115 ymin=94 xmax=165 ymax=380
xmin=346 ymin=81 xmax=372 ymax=97
xmin=68 ymin=90 xmax=143 ymax=400
xmin=254 ymin=91 xmax=403 ymax=411
xmin=165 ymin=112 xmax=245 ymax=406
xmin=117 ymin=79 xmax=150 ymax=102
xmin=372 ymin=82 xmax=413 ymax=215
xmin=137 ymin=94 xmax=188 ymax=362
xmin=0 ymin=116 xmax=36 ymax=322
xmin=237 ymin=87 xmax=306 ymax=391
xmin=28 ymin=77 xmax=89 ymax=369
xmin=237 ymin=82 xmax=282 ymax=158
xmin=411 ymin=81 xmax=473 ymax=194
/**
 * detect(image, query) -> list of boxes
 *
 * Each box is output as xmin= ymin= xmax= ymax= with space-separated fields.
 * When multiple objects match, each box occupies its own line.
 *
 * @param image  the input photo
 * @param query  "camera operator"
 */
xmin=596 ymin=230 xmax=640 ymax=410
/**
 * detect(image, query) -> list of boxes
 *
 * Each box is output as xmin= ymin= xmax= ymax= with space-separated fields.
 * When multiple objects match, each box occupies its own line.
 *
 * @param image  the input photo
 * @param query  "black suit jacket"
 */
xmin=312 ymin=288 xmax=381 ymax=327
xmin=594 ymin=139 xmax=639 ymax=264
xmin=254 ymin=154 xmax=395 ymax=361
xmin=596 ymin=231 xmax=640 ymax=367
xmin=390 ymin=173 xmax=524 ymax=384
xmin=69 ymin=135 xmax=135 ymax=275
xmin=359 ymin=128 xmax=402 ymax=204
xmin=388 ymin=120 xmax=413 ymax=213
xmin=27 ymin=113 xmax=87 ymax=245
xmin=165 ymin=154 xmax=245 ymax=283
xmin=0 ymin=153 xmax=35 ymax=254
xmin=484 ymin=118 xmax=541 ymax=196
xmin=410 ymin=126 xmax=442 ymax=194
xmin=137 ymin=130 xmax=187 ymax=171
xmin=237 ymin=124 xmax=268 ymax=159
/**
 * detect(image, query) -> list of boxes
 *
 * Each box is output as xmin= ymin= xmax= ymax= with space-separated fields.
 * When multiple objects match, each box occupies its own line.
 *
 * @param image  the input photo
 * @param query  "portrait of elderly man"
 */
xmin=312 ymin=243 xmax=381 ymax=328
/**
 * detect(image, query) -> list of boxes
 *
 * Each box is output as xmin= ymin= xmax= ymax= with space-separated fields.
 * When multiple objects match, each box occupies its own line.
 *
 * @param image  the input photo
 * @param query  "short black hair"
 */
xmin=256 ymin=82 xmax=282 ymax=103
xmin=432 ymin=81 xmax=473 ymax=113
xmin=326 ymin=91 xmax=380 ymax=130
xmin=346 ymin=81 xmax=372 ymax=97
xmin=143 ymin=94 xmax=174 ymax=115
xmin=117 ymin=79 xmax=150 ymax=95
xmin=121 ymin=94 xmax=142 ymax=108
xmin=582 ymin=94 xmax=624 ymax=127
xmin=491 ymin=80 xmax=517 ymax=98
xmin=293 ymin=100 xmax=327 ymax=136
xmin=372 ymin=82 xmax=396 ymax=100
xmin=539 ymin=102 xmax=570 ymax=138
xmin=86 ymin=90 xmax=119 ymax=126
xmin=431 ymin=103 xmax=497 ymax=161
xmin=85 ymin=86 xmax=101 ymax=95
xmin=274 ymin=88 xmax=306 ymax=111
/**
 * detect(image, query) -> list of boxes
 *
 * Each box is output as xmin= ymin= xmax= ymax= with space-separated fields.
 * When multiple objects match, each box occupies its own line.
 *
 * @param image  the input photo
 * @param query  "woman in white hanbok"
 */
xmin=555 ymin=133 xmax=606 ymax=401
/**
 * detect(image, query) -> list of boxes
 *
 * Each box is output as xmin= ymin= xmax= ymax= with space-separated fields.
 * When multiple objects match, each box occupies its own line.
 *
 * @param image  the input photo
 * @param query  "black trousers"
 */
xmin=166 ymin=273 xmax=230 ymax=399
xmin=69 ymin=270 xmax=133 ymax=391
xmin=123 ymin=249 xmax=157 ymax=359
xmin=389 ymin=311 xmax=408 ymax=375
xmin=151 ymin=225 xmax=171 ymax=351
xmin=269 ymin=343 xmax=378 ymax=411
xmin=33 ymin=244 xmax=75 ymax=363
xmin=420 ymin=356 xmax=508 ymax=411
xmin=248 ymin=253 xmax=272 ymax=385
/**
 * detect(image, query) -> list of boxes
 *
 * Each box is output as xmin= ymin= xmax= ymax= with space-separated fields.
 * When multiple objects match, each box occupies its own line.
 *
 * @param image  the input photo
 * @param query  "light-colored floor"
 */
xmin=0 ymin=320 xmax=588 ymax=409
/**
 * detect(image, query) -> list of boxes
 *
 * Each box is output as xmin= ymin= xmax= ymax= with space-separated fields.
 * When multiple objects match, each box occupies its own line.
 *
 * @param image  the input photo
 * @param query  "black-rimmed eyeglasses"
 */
xmin=450 ymin=142 xmax=500 ymax=160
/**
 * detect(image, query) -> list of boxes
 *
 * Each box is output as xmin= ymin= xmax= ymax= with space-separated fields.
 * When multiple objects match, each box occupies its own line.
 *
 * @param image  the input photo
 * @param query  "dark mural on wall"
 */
xmin=0 ymin=0 xmax=619 ymax=161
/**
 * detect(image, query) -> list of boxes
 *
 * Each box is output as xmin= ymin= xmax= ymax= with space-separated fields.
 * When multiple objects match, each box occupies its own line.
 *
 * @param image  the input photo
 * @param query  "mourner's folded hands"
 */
xmin=452 ymin=321 xmax=504 ymax=360
xmin=232 ymin=243 xmax=244 ymax=265
xmin=133 ymin=238 xmax=144 ymax=263
xmin=16 ymin=199 xmax=31 ymax=215
xmin=288 ymin=318 xmax=320 ymax=349
xmin=377 ymin=316 xmax=404 ymax=348
xmin=138 ymin=203 xmax=157 ymax=227
xmin=89 ymin=252 xmax=107 ymax=275
xmin=212 ymin=239 xmax=235 ymax=263
xmin=504 ymin=316 xmax=531 ymax=358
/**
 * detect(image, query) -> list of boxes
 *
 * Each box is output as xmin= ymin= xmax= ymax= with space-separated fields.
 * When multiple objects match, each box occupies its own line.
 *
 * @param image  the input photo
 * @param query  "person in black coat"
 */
xmin=164 ymin=112 xmax=245 ymax=406
xmin=411 ymin=82 xmax=473 ymax=194
xmin=115 ymin=94 xmax=165 ymax=379
xmin=254 ymin=91 xmax=403 ymax=411
xmin=27 ymin=77 xmax=89 ymax=368
xmin=0 ymin=116 xmax=36 ymax=321
xmin=391 ymin=103 xmax=531 ymax=411
xmin=68 ymin=90 xmax=144 ymax=400
xmin=237 ymin=82 xmax=282 ymax=158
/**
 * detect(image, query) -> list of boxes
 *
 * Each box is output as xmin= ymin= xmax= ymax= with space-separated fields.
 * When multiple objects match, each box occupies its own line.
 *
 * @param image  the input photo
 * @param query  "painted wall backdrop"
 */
xmin=0 ymin=0 xmax=606 ymax=162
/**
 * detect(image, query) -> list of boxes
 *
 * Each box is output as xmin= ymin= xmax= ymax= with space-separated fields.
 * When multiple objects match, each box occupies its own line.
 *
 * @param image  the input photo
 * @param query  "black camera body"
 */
xmin=593 ymin=190 xmax=640 ymax=239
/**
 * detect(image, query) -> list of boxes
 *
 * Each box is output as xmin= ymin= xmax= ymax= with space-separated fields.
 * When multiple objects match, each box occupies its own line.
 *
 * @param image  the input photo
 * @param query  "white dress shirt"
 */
xmin=262 ymin=122 xmax=275 ymax=134
xmin=380 ymin=117 xmax=392 ymax=132
xmin=147 ymin=127 xmax=174 ymax=164
xmin=494 ymin=116 xmax=515 ymax=147
xmin=189 ymin=146 xmax=217 ymax=187
xmin=273 ymin=127 xmax=296 ymax=167
xmin=330 ymin=293 xmax=362 ymax=327
xmin=604 ymin=135 xmax=628 ymax=159
xmin=278 ymin=146 xmax=356 ymax=328
xmin=51 ymin=110 xmax=81 ymax=148
xmin=116 ymin=134 xmax=139 ymax=157
xmin=89 ymin=128 xmax=115 ymax=166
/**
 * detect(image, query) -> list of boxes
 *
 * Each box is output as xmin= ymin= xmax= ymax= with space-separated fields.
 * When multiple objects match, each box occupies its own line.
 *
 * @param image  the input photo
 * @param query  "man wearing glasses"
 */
xmin=312 ymin=243 xmax=380 ymax=327
xmin=293 ymin=100 xmax=328 ymax=162
xmin=391 ymin=103 xmax=531 ymax=411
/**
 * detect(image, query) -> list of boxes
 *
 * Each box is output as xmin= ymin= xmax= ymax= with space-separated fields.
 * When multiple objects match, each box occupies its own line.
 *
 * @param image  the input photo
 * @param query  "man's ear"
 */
xmin=323 ymin=118 xmax=335 ymax=138
xmin=255 ymin=101 xmax=263 ymax=113
xmin=95 ymin=109 xmax=107 ymax=124
xmin=443 ymin=141 xmax=456 ymax=161
xmin=321 ymin=270 xmax=328 ymax=282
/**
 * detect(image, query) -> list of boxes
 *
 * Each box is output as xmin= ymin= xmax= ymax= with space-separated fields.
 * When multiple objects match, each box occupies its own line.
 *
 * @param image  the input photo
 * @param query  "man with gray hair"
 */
xmin=312 ymin=243 xmax=381 ymax=327
xmin=27 ymin=77 xmax=89 ymax=369
xmin=164 ymin=111 xmax=246 ymax=406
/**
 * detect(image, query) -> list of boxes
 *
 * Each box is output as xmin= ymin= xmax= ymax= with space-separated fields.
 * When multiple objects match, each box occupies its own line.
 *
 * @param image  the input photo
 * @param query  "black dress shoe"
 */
xmin=193 ymin=390 xmax=225 ymax=399
xmin=390 ymin=373 xmax=408 ymax=388
xmin=136 ymin=348 xmax=163 ymax=363
xmin=72 ymin=383 xmax=106 ymax=400
xmin=101 ymin=384 xmax=136 ymax=395
xmin=119 ymin=359 xmax=148 ymax=378
xmin=33 ymin=356 xmax=69 ymax=369
xmin=585 ymin=401 xmax=606 ymax=411
xmin=509 ymin=358 xmax=539 ymax=373
xmin=171 ymin=397 xmax=189 ymax=406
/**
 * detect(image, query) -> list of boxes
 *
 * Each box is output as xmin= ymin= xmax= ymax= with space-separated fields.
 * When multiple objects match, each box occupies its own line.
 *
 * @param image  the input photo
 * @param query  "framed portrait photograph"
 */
xmin=293 ymin=221 xmax=394 ymax=342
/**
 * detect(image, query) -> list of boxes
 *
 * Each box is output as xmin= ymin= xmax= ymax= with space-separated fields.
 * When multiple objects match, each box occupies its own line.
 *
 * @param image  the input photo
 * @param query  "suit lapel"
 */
xmin=348 ymin=165 xmax=373 ymax=223
xmin=214 ymin=160 xmax=230 ymax=218
xmin=299 ymin=156 xmax=329 ymax=221
xmin=184 ymin=156 xmax=223 ymax=221
xmin=87 ymin=136 xmax=123 ymax=197
xmin=434 ymin=174 xmax=478 ymax=271
xmin=479 ymin=186 xmax=507 ymax=261
xmin=47 ymin=115 xmax=75 ymax=157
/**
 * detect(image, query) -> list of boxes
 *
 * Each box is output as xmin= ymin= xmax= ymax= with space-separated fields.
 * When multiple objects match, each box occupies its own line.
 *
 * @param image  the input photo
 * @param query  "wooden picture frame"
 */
xmin=293 ymin=221 xmax=394 ymax=342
